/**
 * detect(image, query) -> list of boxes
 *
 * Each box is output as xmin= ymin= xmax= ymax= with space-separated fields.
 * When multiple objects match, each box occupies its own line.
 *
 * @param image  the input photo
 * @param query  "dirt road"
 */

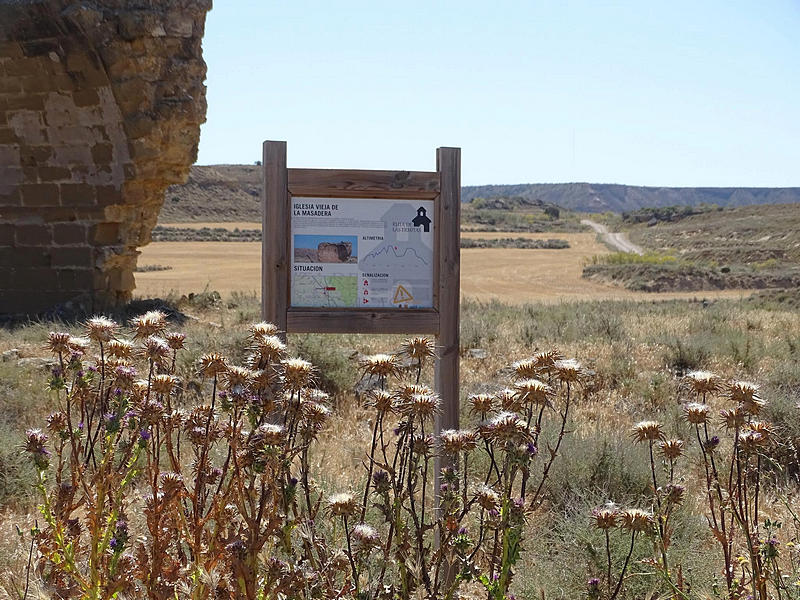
xmin=581 ymin=219 xmax=644 ymax=255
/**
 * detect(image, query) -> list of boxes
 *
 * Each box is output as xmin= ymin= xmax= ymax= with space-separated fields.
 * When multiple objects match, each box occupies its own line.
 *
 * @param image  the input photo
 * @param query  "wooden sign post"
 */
xmin=261 ymin=139 xmax=461 ymax=505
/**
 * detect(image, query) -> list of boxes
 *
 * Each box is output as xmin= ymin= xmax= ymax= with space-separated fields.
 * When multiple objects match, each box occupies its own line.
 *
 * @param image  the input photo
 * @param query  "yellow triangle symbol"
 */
xmin=393 ymin=285 xmax=414 ymax=304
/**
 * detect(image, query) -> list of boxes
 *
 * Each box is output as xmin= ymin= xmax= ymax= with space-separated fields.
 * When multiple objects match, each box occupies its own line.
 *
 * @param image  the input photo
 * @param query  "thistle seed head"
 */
xmin=366 ymin=389 xmax=394 ymax=414
xmin=474 ymin=485 xmax=500 ymax=511
xmin=591 ymin=507 xmax=618 ymax=530
xmin=400 ymin=337 xmax=436 ymax=363
xmin=85 ymin=316 xmax=118 ymax=343
xmin=198 ymin=353 xmax=229 ymax=378
xmin=684 ymin=370 xmax=723 ymax=395
xmin=151 ymin=374 xmax=179 ymax=396
xmin=554 ymin=358 xmax=582 ymax=382
xmin=469 ymin=393 xmax=494 ymax=416
xmin=46 ymin=332 xmax=71 ymax=355
xmin=250 ymin=322 xmax=279 ymax=339
xmin=683 ymin=402 xmax=710 ymax=425
xmin=130 ymin=311 xmax=168 ymax=340
xmin=351 ymin=523 xmax=380 ymax=549
xmin=728 ymin=380 xmax=760 ymax=404
xmin=659 ymin=439 xmax=684 ymax=461
xmin=327 ymin=492 xmax=357 ymax=517
xmin=495 ymin=388 xmax=522 ymax=413
xmin=511 ymin=358 xmax=540 ymax=380
xmin=513 ymin=378 xmax=552 ymax=406
xmin=142 ymin=336 xmax=171 ymax=367
xmin=720 ymin=407 xmax=746 ymax=430
xmin=631 ymin=420 xmax=665 ymax=444
xmin=164 ymin=332 xmax=186 ymax=350
xmin=106 ymin=339 xmax=134 ymax=359
xmin=282 ymin=358 xmax=315 ymax=391
xmin=440 ymin=429 xmax=479 ymax=454
xmin=619 ymin=508 xmax=653 ymax=533
xmin=250 ymin=335 xmax=287 ymax=366
xmin=359 ymin=353 xmax=401 ymax=379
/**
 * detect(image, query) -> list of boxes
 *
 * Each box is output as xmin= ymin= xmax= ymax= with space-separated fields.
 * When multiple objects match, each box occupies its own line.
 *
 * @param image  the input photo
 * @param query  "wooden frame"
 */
xmin=261 ymin=139 xmax=461 ymax=476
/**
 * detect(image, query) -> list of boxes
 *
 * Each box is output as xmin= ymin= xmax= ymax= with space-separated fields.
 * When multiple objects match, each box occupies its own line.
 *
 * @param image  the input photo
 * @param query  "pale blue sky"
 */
xmin=196 ymin=1 xmax=800 ymax=187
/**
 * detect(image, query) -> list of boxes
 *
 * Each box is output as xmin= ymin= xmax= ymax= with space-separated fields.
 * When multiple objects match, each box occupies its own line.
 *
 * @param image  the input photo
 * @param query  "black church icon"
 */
xmin=412 ymin=206 xmax=431 ymax=232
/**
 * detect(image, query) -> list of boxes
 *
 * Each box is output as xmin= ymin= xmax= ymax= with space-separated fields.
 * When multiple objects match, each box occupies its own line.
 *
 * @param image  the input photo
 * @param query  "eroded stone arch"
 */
xmin=0 ymin=0 xmax=211 ymax=314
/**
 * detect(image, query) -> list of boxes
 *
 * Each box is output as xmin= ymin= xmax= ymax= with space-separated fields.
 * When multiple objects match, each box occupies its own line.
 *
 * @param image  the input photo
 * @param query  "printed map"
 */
xmin=290 ymin=198 xmax=434 ymax=308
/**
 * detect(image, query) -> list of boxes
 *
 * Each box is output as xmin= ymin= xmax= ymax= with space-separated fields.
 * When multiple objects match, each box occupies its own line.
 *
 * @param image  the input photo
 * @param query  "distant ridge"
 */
xmin=462 ymin=183 xmax=800 ymax=213
xmin=160 ymin=166 xmax=800 ymax=222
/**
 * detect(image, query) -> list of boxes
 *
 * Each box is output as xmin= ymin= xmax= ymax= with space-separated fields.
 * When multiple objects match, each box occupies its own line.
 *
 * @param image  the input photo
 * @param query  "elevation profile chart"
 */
xmin=290 ymin=198 xmax=434 ymax=308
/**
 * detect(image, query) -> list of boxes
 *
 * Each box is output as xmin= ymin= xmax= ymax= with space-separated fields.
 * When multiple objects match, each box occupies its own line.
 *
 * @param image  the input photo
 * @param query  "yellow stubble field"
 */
xmin=135 ymin=226 xmax=756 ymax=303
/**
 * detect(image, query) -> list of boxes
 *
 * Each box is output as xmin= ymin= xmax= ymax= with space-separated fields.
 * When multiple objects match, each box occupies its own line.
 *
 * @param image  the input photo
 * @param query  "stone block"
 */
xmin=95 ymin=185 xmax=123 ymax=206
xmin=0 ymin=246 xmax=51 ymax=267
xmin=15 ymin=223 xmax=51 ymax=246
xmin=60 ymin=183 xmax=96 ymax=206
xmin=92 ymin=222 xmax=120 ymax=244
xmin=20 ymin=145 xmax=52 ymax=163
xmin=58 ymin=268 xmax=94 ymax=291
xmin=0 ymin=77 xmax=22 ymax=94
xmin=0 ymin=42 xmax=25 ymax=59
xmin=72 ymin=88 xmax=100 ymax=107
xmin=20 ymin=183 xmax=59 ymax=207
xmin=0 ymin=144 xmax=21 ymax=164
xmin=12 ymin=266 xmax=59 ymax=290
xmin=53 ymin=223 xmax=87 ymax=245
xmin=0 ymin=188 xmax=21 ymax=206
xmin=0 ymin=223 xmax=13 ymax=244
xmin=0 ymin=127 xmax=18 ymax=144
xmin=52 ymin=246 xmax=92 ymax=267
xmin=0 ymin=267 xmax=12 ymax=288
xmin=37 ymin=166 xmax=71 ymax=182
xmin=91 ymin=142 xmax=113 ymax=164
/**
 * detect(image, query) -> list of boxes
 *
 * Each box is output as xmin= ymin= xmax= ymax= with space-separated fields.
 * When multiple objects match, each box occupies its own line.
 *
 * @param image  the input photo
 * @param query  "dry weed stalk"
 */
xmin=21 ymin=319 xmax=582 ymax=600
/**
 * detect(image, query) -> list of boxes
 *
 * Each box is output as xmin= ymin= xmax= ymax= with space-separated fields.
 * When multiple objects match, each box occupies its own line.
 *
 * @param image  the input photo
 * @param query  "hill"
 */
xmin=161 ymin=166 xmax=800 ymax=222
xmin=463 ymin=182 xmax=800 ymax=213
xmin=583 ymin=203 xmax=800 ymax=292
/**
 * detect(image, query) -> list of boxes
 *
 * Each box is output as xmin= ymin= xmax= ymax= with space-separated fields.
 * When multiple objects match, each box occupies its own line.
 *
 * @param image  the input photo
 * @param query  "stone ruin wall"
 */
xmin=0 ymin=0 xmax=211 ymax=314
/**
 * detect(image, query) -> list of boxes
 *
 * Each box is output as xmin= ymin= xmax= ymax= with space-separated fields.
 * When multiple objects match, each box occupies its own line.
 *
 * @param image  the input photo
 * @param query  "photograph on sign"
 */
xmin=290 ymin=197 xmax=434 ymax=309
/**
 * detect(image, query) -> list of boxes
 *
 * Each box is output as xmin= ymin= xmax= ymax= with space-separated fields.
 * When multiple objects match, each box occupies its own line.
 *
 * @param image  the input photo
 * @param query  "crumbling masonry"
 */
xmin=0 ymin=0 xmax=211 ymax=314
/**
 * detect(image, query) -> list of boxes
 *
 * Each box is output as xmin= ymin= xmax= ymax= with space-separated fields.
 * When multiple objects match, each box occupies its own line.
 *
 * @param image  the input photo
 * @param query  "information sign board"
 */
xmin=290 ymin=197 xmax=435 ymax=309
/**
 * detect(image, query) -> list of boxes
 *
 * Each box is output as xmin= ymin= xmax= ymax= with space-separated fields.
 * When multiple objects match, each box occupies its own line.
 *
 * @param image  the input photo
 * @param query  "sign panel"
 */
xmin=290 ymin=197 xmax=434 ymax=308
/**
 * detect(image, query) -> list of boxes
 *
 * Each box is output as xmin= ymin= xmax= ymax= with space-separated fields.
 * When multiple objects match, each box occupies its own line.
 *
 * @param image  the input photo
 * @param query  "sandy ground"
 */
xmin=136 ymin=228 xmax=757 ymax=304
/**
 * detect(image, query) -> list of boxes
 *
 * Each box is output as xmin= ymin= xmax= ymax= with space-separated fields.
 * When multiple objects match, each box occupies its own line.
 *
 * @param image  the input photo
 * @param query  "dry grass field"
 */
xmin=136 ymin=225 xmax=757 ymax=303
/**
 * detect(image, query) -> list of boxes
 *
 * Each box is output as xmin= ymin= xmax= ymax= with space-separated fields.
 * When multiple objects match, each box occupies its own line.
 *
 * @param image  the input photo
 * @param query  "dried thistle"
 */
xmin=684 ymin=370 xmax=723 ymax=395
xmin=511 ymin=358 xmax=539 ymax=380
xmin=85 ymin=316 xmax=118 ymax=343
xmin=164 ymin=332 xmax=186 ymax=350
xmin=130 ymin=310 xmax=168 ymax=340
xmin=46 ymin=332 xmax=71 ymax=355
xmin=327 ymin=492 xmax=357 ymax=517
xmin=591 ymin=507 xmax=618 ymax=530
xmin=619 ymin=508 xmax=653 ymax=533
xmin=400 ymin=337 xmax=436 ymax=364
xmin=553 ymin=358 xmax=582 ymax=383
xmin=683 ymin=402 xmax=710 ymax=425
xmin=469 ymin=393 xmax=494 ymax=417
xmin=359 ymin=353 xmax=401 ymax=380
xmin=659 ymin=439 xmax=684 ymax=461
xmin=440 ymin=429 xmax=478 ymax=455
xmin=198 ymin=353 xmax=228 ymax=378
xmin=282 ymin=358 xmax=315 ymax=391
xmin=513 ymin=378 xmax=552 ymax=407
xmin=631 ymin=421 xmax=664 ymax=444
xmin=107 ymin=339 xmax=134 ymax=359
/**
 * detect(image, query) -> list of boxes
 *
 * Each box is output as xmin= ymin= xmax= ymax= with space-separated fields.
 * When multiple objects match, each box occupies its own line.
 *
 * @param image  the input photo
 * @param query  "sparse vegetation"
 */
xmin=583 ymin=204 xmax=800 ymax=292
xmin=1 ymin=292 xmax=799 ymax=598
